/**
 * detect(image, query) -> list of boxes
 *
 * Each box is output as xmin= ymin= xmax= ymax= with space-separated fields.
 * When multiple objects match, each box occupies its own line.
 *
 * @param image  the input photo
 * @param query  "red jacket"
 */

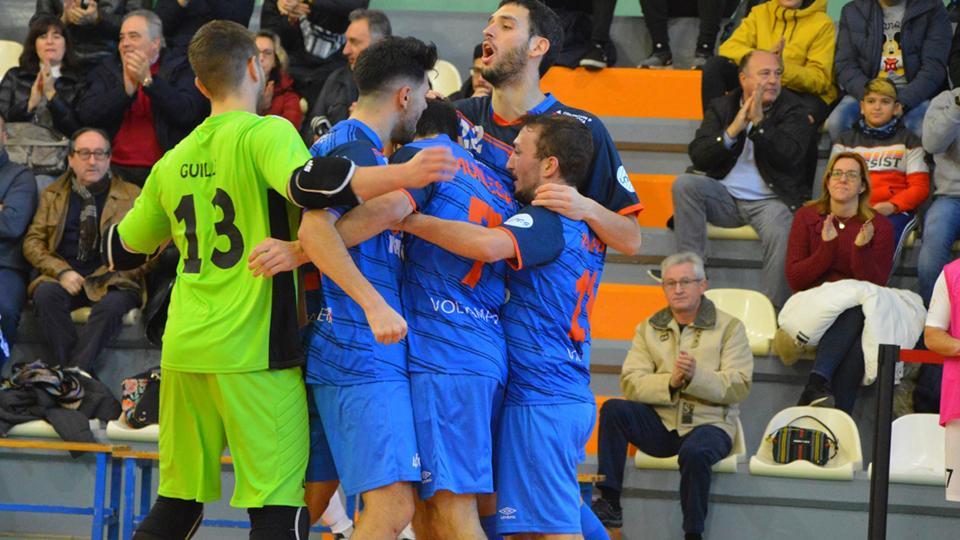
xmin=266 ymin=72 xmax=303 ymax=129
xmin=785 ymin=205 xmax=894 ymax=292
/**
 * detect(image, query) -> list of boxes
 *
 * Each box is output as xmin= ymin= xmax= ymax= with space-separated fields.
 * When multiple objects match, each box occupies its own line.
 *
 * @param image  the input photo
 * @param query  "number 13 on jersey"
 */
xmin=173 ymin=188 xmax=245 ymax=274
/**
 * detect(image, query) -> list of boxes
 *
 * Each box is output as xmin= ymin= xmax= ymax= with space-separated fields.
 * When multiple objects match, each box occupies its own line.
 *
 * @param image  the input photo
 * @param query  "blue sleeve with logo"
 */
xmin=499 ymin=205 xmax=564 ymax=270
xmin=584 ymin=118 xmax=642 ymax=216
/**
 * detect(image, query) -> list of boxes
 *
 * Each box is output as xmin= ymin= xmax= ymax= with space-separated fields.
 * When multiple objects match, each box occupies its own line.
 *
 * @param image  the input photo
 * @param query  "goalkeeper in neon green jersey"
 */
xmin=102 ymin=20 xmax=454 ymax=539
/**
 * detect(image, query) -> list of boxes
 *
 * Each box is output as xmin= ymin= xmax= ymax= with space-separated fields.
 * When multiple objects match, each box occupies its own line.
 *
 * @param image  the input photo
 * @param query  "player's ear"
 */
xmin=194 ymin=77 xmax=212 ymax=100
xmin=247 ymin=55 xmax=261 ymax=84
xmin=542 ymin=155 xmax=559 ymax=177
xmin=397 ymin=85 xmax=412 ymax=110
xmin=528 ymin=35 xmax=549 ymax=60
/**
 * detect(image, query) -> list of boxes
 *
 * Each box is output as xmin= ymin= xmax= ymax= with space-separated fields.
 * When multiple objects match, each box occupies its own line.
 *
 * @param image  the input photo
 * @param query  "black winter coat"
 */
xmin=76 ymin=50 xmax=208 ymax=153
xmin=688 ymin=88 xmax=815 ymax=211
xmin=0 ymin=67 xmax=83 ymax=137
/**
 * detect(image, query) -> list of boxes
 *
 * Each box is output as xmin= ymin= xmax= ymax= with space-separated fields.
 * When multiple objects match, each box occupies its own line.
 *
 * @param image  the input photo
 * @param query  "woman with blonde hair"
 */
xmin=255 ymin=29 xmax=303 ymax=128
xmin=786 ymin=152 xmax=895 ymax=411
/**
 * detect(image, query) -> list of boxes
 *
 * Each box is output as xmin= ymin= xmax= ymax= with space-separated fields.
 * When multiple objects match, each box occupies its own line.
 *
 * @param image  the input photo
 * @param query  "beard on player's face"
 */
xmin=481 ymin=41 xmax=528 ymax=87
xmin=515 ymin=185 xmax=536 ymax=205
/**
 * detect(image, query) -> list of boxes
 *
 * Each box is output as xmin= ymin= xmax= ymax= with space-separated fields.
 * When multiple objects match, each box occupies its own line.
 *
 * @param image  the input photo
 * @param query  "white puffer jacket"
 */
xmin=778 ymin=279 xmax=926 ymax=385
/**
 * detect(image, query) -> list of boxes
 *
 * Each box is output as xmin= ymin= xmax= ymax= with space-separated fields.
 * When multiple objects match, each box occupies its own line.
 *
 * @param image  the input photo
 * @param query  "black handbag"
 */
xmin=768 ymin=415 xmax=839 ymax=466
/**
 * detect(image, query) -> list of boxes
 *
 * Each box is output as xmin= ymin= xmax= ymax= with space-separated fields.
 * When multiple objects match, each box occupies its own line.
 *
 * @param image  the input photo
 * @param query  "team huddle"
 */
xmin=103 ymin=1 xmax=642 ymax=539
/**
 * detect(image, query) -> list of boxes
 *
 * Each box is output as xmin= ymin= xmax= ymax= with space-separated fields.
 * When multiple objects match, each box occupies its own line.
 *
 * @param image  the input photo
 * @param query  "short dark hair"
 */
xmin=498 ymin=0 xmax=564 ymax=76
xmin=523 ymin=114 xmax=593 ymax=190
xmin=69 ymin=127 xmax=112 ymax=154
xmin=188 ymin=20 xmax=258 ymax=99
xmin=353 ymin=36 xmax=437 ymax=96
xmin=349 ymin=9 xmax=392 ymax=41
xmin=20 ymin=15 xmax=76 ymax=72
xmin=415 ymin=99 xmax=459 ymax=139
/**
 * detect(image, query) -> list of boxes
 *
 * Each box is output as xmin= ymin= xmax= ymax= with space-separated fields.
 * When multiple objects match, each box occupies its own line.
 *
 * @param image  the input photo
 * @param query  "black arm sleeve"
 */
xmin=101 ymin=224 xmax=148 ymax=271
xmin=288 ymin=155 xmax=361 ymax=209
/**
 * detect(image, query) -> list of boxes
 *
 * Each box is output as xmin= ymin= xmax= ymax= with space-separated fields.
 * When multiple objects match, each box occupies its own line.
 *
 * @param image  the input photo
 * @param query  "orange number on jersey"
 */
xmin=569 ymin=270 xmax=599 ymax=343
xmin=461 ymin=196 xmax=503 ymax=288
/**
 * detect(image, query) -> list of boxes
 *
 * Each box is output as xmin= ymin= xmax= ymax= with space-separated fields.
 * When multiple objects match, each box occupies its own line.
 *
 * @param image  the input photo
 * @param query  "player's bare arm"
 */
xmin=400 ymin=213 xmax=516 ymax=263
xmin=248 ymin=191 xmax=415 ymax=277
xmin=299 ymin=209 xmax=407 ymax=345
xmin=532 ymin=183 xmax=642 ymax=255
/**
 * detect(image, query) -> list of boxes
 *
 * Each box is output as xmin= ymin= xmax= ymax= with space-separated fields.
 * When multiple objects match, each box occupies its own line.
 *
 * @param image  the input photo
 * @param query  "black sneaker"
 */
xmin=691 ymin=43 xmax=712 ymax=70
xmin=591 ymin=498 xmax=623 ymax=529
xmin=797 ymin=376 xmax=835 ymax=408
xmin=580 ymin=43 xmax=609 ymax=70
xmin=638 ymin=45 xmax=672 ymax=68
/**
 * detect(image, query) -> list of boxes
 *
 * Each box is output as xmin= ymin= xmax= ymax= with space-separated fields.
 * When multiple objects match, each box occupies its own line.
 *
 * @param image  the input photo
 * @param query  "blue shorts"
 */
xmin=410 ymin=373 xmax=503 ymax=499
xmin=495 ymin=402 xmax=595 ymax=535
xmin=305 ymin=395 xmax=338 ymax=483
xmin=309 ymin=380 xmax=421 ymax=496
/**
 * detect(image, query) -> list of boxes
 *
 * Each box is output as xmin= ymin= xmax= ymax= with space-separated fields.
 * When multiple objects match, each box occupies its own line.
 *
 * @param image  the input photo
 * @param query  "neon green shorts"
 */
xmin=157 ymin=367 xmax=308 ymax=508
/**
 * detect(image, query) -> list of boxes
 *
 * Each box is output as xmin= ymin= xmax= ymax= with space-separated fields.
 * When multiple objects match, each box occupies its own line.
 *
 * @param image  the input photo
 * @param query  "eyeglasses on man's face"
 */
xmin=662 ymin=278 xmax=703 ymax=290
xmin=72 ymin=149 xmax=111 ymax=161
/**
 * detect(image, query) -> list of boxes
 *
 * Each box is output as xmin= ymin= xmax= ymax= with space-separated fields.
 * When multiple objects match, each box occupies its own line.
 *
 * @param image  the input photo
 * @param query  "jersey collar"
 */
xmin=346 ymin=118 xmax=385 ymax=151
xmin=490 ymin=93 xmax=559 ymax=127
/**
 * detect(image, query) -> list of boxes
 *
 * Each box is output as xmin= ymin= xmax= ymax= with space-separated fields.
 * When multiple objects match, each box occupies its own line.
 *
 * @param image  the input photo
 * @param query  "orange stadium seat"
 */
xmin=630 ymin=174 xmax=674 ymax=228
xmin=592 ymin=284 xmax=666 ymax=341
xmin=541 ymin=67 xmax=703 ymax=120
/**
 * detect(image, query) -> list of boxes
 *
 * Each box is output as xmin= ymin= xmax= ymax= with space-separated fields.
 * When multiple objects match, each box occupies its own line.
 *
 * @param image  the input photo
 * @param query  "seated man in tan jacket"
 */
xmin=22 ymin=127 xmax=149 ymax=375
xmin=591 ymin=252 xmax=753 ymax=540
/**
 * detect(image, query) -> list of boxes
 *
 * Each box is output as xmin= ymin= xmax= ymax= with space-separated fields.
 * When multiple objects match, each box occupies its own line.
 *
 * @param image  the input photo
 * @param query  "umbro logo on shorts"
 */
xmin=498 ymin=507 xmax=517 ymax=520
xmin=421 ymin=471 xmax=432 ymax=483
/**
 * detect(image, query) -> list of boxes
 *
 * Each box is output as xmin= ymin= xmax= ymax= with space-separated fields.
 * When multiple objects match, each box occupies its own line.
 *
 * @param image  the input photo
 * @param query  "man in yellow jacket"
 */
xmin=702 ymin=0 xmax=837 ymax=125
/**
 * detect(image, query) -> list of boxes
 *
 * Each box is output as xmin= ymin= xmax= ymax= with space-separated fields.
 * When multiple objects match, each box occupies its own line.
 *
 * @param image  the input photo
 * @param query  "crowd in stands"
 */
xmin=2 ymin=0 xmax=960 ymax=538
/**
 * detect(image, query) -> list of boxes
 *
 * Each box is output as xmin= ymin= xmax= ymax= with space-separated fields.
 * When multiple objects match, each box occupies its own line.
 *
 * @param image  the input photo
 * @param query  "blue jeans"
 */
xmin=0 ymin=268 xmax=27 ymax=350
xmin=826 ymin=95 xmax=929 ymax=141
xmin=918 ymin=197 xmax=960 ymax=304
xmin=811 ymin=307 xmax=866 ymax=413
xmin=596 ymin=399 xmax=732 ymax=534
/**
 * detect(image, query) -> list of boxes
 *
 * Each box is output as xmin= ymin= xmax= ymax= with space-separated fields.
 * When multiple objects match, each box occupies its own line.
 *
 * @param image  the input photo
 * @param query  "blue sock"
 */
xmin=480 ymin=514 xmax=502 ymax=540
xmin=581 ymin=502 xmax=611 ymax=540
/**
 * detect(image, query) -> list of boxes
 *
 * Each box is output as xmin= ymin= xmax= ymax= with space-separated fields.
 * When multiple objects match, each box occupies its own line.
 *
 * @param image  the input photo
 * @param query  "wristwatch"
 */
xmin=142 ymin=75 xmax=153 ymax=88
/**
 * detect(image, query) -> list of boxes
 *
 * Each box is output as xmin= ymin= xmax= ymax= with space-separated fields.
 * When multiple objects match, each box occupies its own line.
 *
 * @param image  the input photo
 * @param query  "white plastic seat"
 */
xmin=704 ymin=289 xmax=776 ymax=356
xmin=429 ymin=59 xmax=463 ymax=97
xmin=0 ymin=40 xmax=22 ymax=79
xmin=867 ymin=413 xmax=945 ymax=486
xmin=634 ymin=418 xmax=746 ymax=473
xmin=706 ymin=224 xmax=759 ymax=241
xmin=71 ymin=307 xmax=141 ymax=326
xmin=7 ymin=418 xmax=99 ymax=438
xmin=106 ymin=420 xmax=159 ymax=443
xmin=749 ymin=406 xmax=862 ymax=480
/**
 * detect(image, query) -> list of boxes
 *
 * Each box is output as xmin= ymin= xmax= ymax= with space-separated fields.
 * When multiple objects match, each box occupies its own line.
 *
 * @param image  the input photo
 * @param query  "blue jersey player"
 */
xmin=295 ymin=37 xmax=435 ymax=536
xmin=321 ymin=99 xmax=521 ymax=537
xmin=456 ymin=0 xmax=643 ymax=260
xmin=401 ymin=115 xmax=604 ymax=538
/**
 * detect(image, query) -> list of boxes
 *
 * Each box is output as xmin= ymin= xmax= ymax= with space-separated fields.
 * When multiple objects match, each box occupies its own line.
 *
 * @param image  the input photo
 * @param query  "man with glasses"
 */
xmin=591 ymin=252 xmax=753 ymax=539
xmin=22 ymin=127 xmax=147 ymax=375
xmin=670 ymin=49 xmax=814 ymax=308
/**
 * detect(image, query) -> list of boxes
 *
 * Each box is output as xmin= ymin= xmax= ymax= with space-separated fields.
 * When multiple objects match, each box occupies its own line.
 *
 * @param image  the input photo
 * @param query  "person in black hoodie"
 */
xmin=76 ymin=9 xmax=208 ymax=185
xmin=671 ymin=50 xmax=814 ymax=309
xmin=0 ymin=15 xmax=83 ymax=140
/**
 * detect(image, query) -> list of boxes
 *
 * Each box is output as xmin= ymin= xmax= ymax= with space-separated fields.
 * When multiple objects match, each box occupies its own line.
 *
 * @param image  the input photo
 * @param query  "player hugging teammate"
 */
xmin=109 ymin=0 xmax=641 ymax=538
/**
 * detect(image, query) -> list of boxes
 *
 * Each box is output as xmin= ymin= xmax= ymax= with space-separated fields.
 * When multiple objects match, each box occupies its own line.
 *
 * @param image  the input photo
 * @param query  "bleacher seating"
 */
xmin=867 ymin=413 xmax=945 ymax=486
xmin=749 ymin=406 xmax=863 ymax=481
xmin=704 ymin=288 xmax=776 ymax=356
xmin=0 ymin=39 xmax=21 ymax=79
xmin=429 ymin=59 xmax=463 ymax=97
xmin=634 ymin=417 xmax=746 ymax=473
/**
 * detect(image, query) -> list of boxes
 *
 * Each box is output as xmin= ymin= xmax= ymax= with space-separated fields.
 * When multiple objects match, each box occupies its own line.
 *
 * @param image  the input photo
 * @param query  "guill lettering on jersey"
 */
xmin=429 ymin=296 xmax=499 ymax=324
xmin=179 ymin=162 xmax=216 ymax=179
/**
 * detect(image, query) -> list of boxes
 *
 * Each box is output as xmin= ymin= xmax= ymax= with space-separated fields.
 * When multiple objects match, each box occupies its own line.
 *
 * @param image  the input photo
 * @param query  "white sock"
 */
xmin=322 ymin=491 xmax=353 ymax=534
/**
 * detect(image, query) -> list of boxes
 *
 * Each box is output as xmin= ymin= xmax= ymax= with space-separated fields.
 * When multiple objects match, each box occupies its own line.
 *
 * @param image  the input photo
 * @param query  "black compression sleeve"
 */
xmin=288 ymin=156 xmax=361 ymax=209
